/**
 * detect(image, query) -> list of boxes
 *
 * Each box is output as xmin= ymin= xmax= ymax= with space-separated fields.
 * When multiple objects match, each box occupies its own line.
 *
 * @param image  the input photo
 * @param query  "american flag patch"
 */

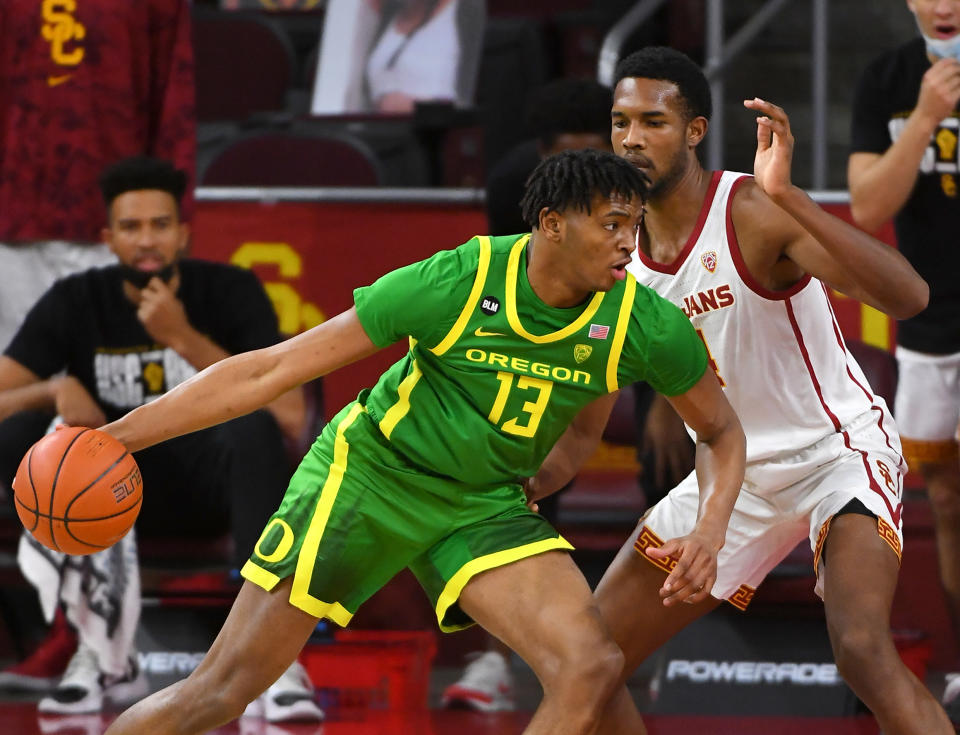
xmin=588 ymin=324 xmax=609 ymax=340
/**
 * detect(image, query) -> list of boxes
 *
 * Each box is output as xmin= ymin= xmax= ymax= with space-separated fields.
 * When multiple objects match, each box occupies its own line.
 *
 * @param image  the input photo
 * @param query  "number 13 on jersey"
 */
xmin=488 ymin=371 xmax=554 ymax=437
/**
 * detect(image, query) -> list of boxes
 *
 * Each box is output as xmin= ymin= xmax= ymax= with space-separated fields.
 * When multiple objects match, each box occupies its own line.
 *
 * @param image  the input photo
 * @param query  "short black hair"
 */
xmin=98 ymin=156 xmax=188 ymax=214
xmin=614 ymin=46 xmax=712 ymax=122
xmin=523 ymin=78 xmax=612 ymax=149
xmin=520 ymin=149 xmax=649 ymax=229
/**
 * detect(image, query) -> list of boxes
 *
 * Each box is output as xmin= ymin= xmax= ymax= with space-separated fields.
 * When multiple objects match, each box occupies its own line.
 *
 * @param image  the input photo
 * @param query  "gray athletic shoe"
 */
xmin=38 ymin=645 xmax=148 ymax=715
xmin=242 ymin=660 xmax=324 ymax=723
xmin=943 ymin=673 xmax=960 ymax=730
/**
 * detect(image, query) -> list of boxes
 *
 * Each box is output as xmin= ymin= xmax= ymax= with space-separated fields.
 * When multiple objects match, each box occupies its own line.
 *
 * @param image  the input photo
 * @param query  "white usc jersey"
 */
xmin=627 ymin=171 xmax=902 ymax=467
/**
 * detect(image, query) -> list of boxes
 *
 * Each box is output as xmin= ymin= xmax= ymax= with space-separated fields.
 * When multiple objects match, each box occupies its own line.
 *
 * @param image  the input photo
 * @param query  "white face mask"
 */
xmin=916 ymin=16 xmax=960 ymax=60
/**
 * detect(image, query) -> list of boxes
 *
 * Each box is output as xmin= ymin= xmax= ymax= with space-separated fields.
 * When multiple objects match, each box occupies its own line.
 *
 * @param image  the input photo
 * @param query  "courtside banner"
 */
xmin=648 ymin=609 xmax=859 ymax=716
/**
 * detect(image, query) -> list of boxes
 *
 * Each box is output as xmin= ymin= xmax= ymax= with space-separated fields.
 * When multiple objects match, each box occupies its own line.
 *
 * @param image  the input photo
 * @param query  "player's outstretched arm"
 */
xmin=103 ymin=307 xmax=380 ymax=452
xmin=738 ymin=98 xmax=928 ymax=320
xmin=525 ymin=391 xmax=619 ymax=504
xmin=646 ymin=368 xmax=745 ymax=607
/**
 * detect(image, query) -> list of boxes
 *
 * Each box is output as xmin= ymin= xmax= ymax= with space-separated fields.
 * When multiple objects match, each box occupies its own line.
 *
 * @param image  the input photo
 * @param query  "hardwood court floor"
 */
xmin=0 ymin=702 xmax=882 ymax=735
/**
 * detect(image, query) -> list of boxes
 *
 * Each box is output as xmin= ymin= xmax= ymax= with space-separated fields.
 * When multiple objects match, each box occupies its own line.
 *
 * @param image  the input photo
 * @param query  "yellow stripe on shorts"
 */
xmin=434 ymin=536 xmax=574 ymax=633
xmin=286 ymin=402 xmax=366 ymax=626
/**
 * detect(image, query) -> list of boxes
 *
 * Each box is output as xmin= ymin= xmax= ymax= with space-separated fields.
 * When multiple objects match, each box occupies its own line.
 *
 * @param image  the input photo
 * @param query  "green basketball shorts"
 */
xmin=241 ymin=401 xmax=572 ymax=632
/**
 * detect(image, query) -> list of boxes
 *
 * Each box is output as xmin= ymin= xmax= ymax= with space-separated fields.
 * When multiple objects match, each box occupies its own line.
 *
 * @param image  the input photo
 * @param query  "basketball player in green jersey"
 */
xmin=100 ymin=149 xmax=745 ymax=735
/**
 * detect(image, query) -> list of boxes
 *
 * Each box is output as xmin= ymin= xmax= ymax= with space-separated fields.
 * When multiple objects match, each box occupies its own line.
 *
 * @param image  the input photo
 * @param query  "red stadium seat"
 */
xmin=200 ymin=129 xmax=386 ymax=186
xmin=192 ymin=9 xmax=296 ymax=122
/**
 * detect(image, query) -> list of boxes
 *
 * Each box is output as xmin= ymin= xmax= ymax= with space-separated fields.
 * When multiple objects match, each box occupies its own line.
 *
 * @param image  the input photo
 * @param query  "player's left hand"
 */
xmin=744 ymin=97 xmax=794 ymax=200
xmin=137 ymin=277 xmax=190 ymax=346
xmin=645 ymin=532 xmax=718 ymax=607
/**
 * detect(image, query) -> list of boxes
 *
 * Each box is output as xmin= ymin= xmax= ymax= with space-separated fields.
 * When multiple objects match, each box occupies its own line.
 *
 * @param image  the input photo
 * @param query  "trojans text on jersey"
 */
xmin=680 ymin=284 xmax=735 ymax=318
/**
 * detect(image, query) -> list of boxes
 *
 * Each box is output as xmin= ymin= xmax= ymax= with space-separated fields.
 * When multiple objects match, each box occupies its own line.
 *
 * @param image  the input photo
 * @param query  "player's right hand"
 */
xmin=917 ymin=57 xmax=960 ymax=128
xmin=646 ymin=533 xmax=718 ymax=607
xmin=137 ymin=277 xmax=190 ymax=347
xmin=52 ymin=376 xmax=107 ymax=428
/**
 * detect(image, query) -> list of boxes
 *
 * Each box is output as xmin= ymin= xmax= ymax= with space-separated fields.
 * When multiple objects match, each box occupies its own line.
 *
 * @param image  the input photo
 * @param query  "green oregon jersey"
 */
xmin=354 ymin=234 xmax=707 ymax=485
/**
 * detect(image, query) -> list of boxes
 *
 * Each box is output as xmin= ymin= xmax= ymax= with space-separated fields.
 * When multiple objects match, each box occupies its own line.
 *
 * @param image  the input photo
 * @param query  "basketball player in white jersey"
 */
xmin=529 ymin=46 xmax=950 ymax=733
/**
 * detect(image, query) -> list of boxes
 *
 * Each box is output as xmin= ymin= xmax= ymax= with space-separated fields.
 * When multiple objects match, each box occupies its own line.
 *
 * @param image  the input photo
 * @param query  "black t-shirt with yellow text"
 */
xmin=851 ymin=37 xmax=960 ymax=354
xmin=5 ymin=259 xmax=282 ymax=422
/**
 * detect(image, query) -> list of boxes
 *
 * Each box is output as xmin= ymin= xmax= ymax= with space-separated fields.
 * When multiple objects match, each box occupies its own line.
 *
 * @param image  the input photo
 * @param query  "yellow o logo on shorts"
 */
xmin=254 ymin=519 xmax=295 ymax=563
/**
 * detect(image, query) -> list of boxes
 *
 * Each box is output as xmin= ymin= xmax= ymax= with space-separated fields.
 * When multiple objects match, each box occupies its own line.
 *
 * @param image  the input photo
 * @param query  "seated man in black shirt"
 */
xmin=0 ymin=156 xmax=322 ymax=723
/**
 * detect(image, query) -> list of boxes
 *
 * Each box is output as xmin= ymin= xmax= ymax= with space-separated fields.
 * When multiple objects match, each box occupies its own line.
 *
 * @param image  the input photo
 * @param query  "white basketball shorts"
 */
xmin=894 ymin=346 xmax=960 ymax=465
xmin=634 ymin=409 xmax=905 ymax=609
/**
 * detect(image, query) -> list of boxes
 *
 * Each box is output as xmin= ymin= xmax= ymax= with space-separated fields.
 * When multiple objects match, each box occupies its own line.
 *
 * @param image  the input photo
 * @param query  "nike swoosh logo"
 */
xmin=47 ymin=74 xmax=72 ymax=87
xmin=474 ymin=327 xmax=506 ymax=337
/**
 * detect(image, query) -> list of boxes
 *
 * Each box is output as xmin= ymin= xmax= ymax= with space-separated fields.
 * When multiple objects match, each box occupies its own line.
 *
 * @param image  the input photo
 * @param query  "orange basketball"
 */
xmin=12 ymin=427 xmax=142 ymax=555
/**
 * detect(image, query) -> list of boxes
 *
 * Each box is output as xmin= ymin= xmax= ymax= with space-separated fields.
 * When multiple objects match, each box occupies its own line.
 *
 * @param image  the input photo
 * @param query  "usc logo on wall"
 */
xmin=231 ymin=242 xmax=326 ymax=335
xmin=42 ymin=0 xmax=85 ymax=67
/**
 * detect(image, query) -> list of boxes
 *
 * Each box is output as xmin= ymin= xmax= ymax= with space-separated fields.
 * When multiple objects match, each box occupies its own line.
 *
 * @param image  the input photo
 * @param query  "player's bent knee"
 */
xmin=928 ymin=481 xmax=960 ymax=519
xmin=829 ymin=625 xmax=896 ymax=681
xmin=549 ymin=637 xmax=624 ymax=699
xmin=587 ymin=641 xmax=626 ymax=694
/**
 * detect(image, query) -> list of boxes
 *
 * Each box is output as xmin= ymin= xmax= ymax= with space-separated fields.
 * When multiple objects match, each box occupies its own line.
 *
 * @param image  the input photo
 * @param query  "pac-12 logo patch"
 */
xmin=700 ymin=251 xmax=718 ymax=273
xmin=480 ymin=296 xmax=500 ymax=315
xmin=573 ymin=344 xmax=592 ymax=363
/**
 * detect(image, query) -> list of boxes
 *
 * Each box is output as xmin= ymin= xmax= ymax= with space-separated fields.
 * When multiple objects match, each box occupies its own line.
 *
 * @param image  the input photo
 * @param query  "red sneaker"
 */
xmin=441 ymin=651 xmax=515 ymax=712
xmin=0 ymin=609 xmax=77 ymax=692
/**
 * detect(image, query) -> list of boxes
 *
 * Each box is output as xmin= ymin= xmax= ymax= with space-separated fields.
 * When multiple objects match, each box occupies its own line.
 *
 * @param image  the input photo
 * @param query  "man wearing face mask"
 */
xmin=0 ymin=157 xmax=320 ymax=722
xmin=848 ymin=0 xmax=960 ymax=722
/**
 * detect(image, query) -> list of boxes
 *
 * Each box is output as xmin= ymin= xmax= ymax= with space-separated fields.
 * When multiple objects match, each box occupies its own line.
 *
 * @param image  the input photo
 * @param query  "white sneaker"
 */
xmin=242 ymin=660 xmax=324 ymax=723
xmin=943 ymin=672 xmax=960 ymax=726
xmin=238 ymin=717 xmax=323 ymax=735
xmin=38 ymin=645 xmax=103 ymax=714
xmin=37 ymin=713 xmax=105 ymax=735
xmin=441 ymin=651 xmax=514 ymax=712
xmin=38 ymin=645 xmax=149 ymax=715
xmin=104 ymin=656 xmax=149 ymax=707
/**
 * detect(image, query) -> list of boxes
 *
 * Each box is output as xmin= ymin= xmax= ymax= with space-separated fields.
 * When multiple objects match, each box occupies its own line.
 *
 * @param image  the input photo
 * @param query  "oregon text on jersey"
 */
xmin=464 ymin=348 xmax=592 ymax=385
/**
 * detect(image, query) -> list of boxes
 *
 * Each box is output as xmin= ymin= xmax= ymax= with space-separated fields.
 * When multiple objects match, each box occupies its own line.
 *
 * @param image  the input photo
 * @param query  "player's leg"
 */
xmin=820 ymin=510 xmax=953 ymax=734
xmin=592 ymin=470 xmax=803 ymax=734
xmin=922 ymin=460 xmax=960 ymax=635
xmin=104 ymin=577 xmax=317 ymax=735
xmin=894 ymin=348 xmax=960 ymax=649
xmin=441 ymin=483 xmax=568 ymax=713
xmin=592 ymin=523 xmax=722 ymax=734
xmin=457 ymin=550 xmax=628 ymax=735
